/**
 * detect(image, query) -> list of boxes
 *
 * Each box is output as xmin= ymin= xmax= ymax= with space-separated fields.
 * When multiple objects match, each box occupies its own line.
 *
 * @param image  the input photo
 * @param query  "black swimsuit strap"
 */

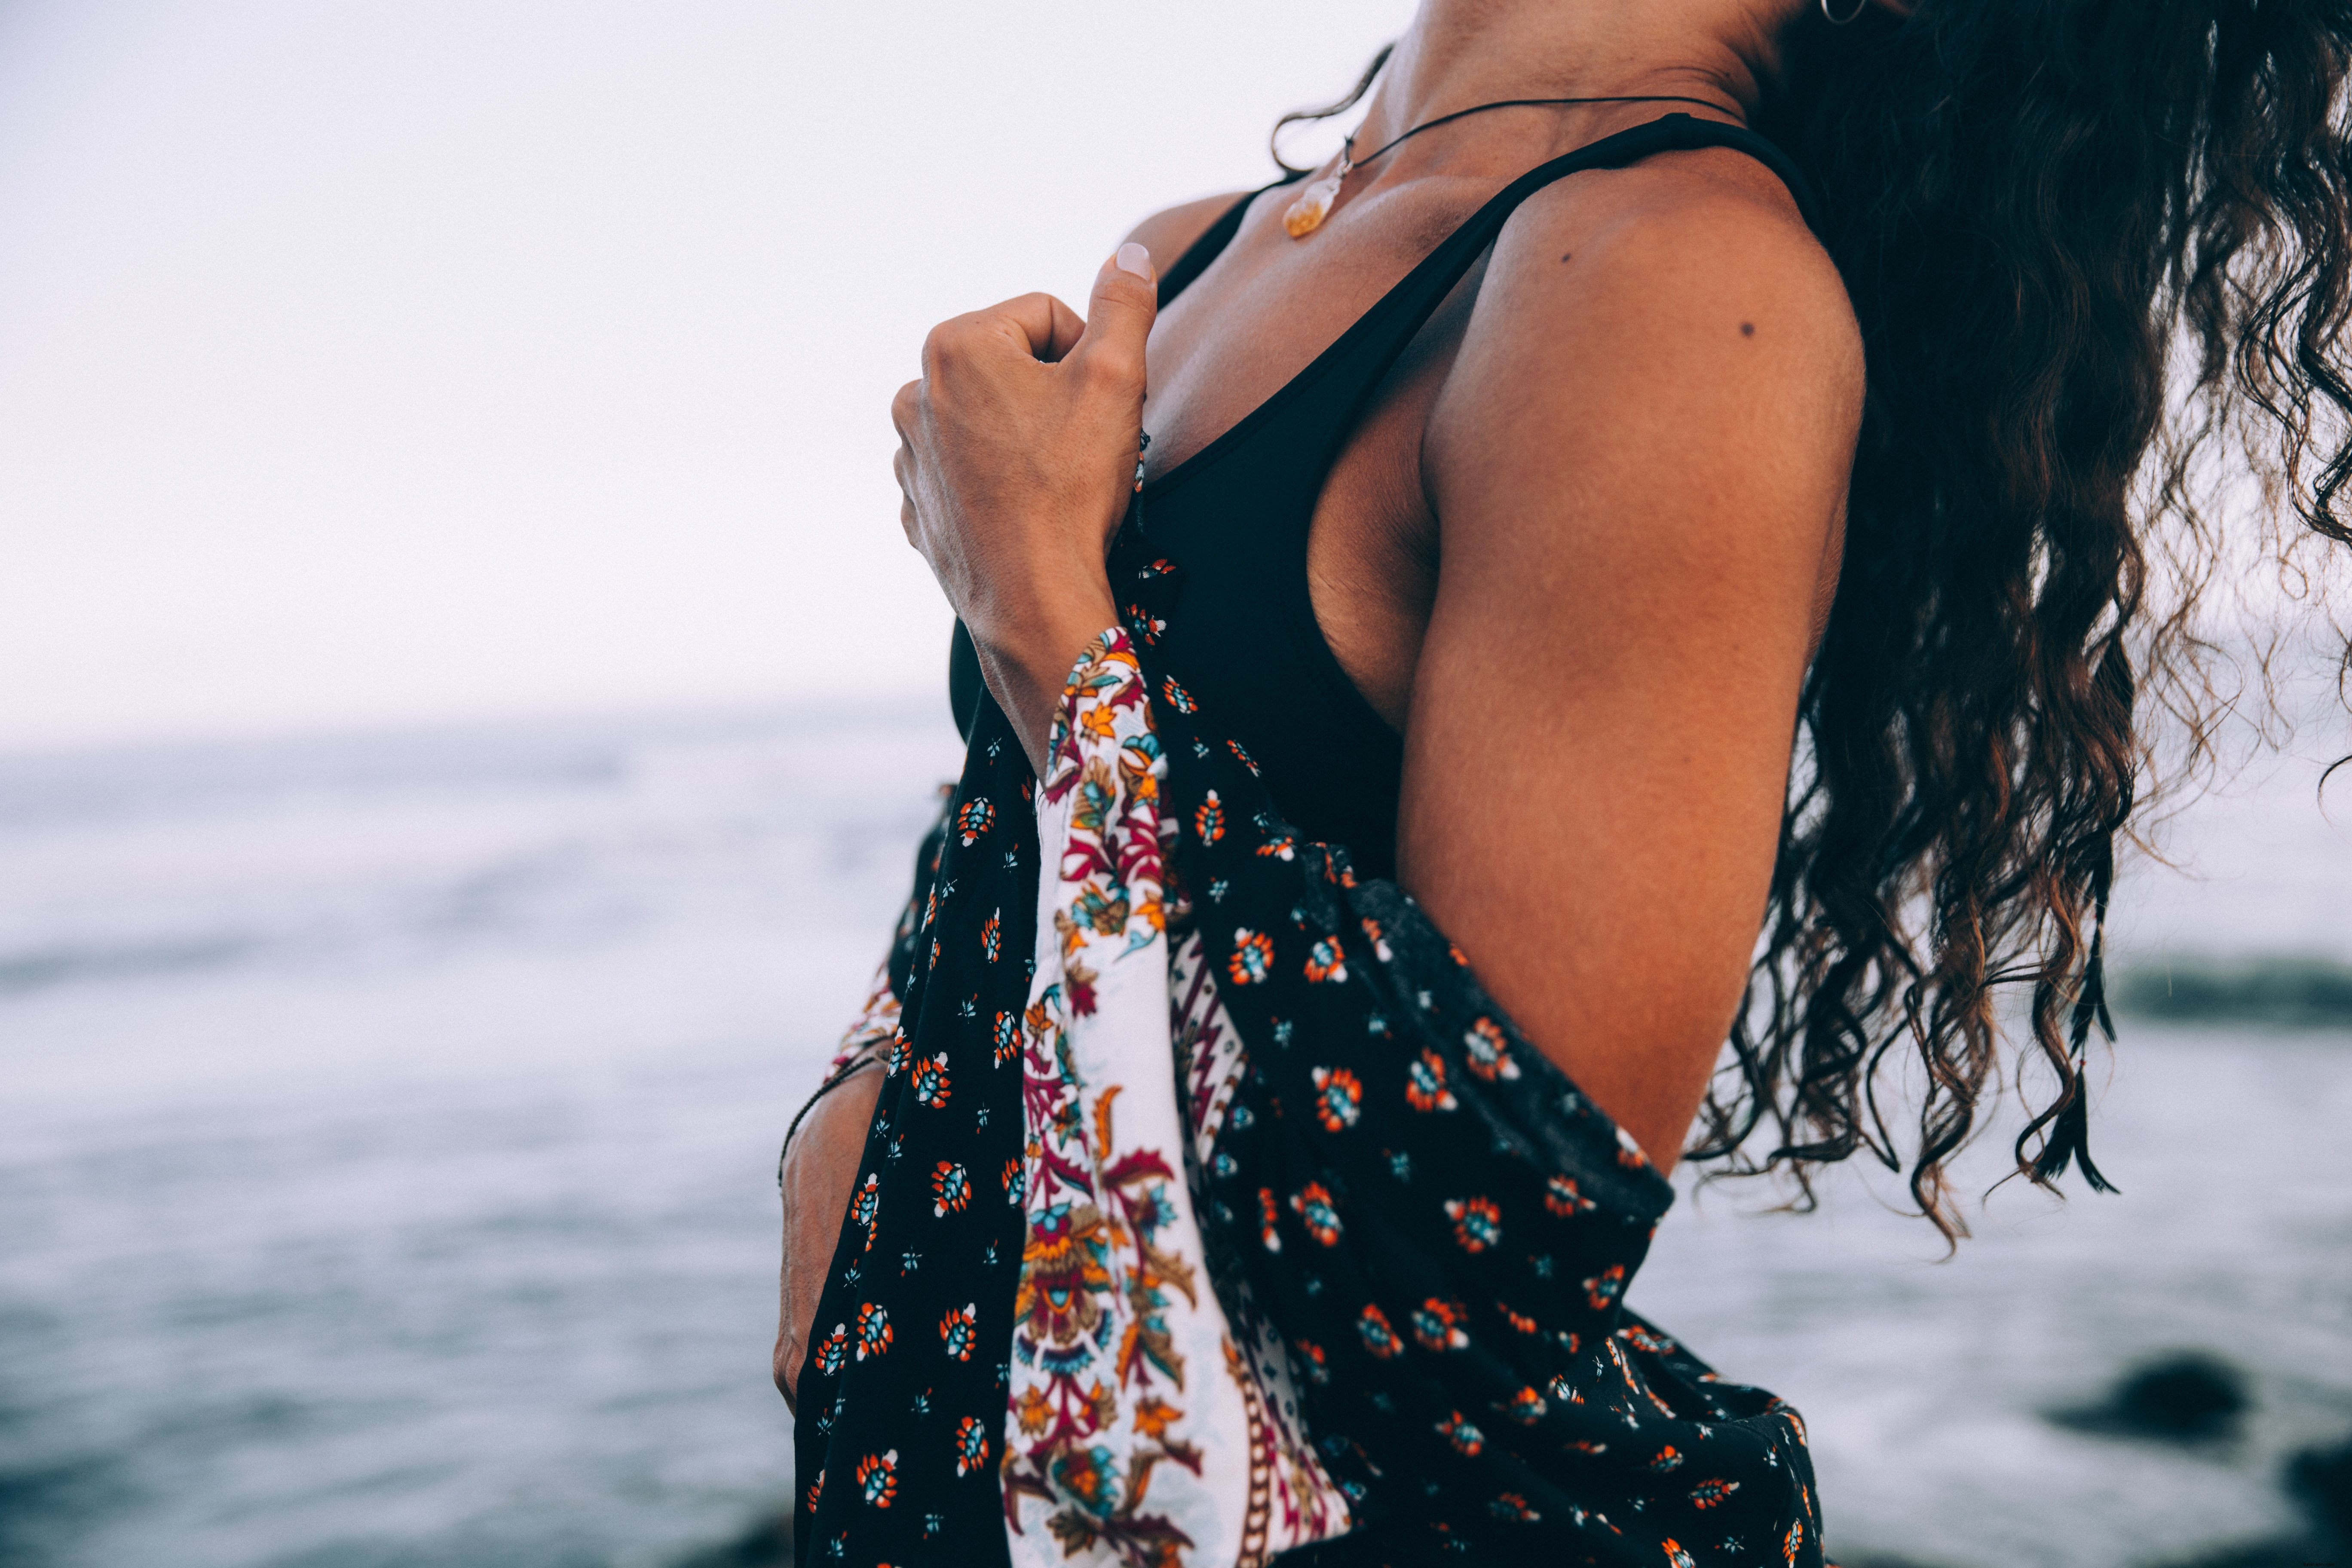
xmin=1141 ymin=113 xmax=1820 ymax=506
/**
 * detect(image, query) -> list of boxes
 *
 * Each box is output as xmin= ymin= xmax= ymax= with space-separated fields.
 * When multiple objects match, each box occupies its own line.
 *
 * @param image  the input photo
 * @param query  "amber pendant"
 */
xmin=1282 ymin=153 xmax=1352 ymax=239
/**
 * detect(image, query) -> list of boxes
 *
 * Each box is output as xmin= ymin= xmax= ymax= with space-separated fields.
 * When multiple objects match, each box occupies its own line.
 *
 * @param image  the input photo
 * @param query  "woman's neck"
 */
xmin=1357 ymin=0 xmax=1798 ymax=152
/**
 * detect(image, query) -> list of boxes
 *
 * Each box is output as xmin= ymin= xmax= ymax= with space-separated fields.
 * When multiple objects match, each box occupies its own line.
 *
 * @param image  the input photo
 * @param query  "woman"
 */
xmin=778 ymin=0 xmax=2352 ymax=1563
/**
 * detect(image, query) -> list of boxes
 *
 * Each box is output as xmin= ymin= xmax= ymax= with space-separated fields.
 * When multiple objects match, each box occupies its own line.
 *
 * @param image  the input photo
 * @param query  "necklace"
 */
xmin=1281 ymin=93 xmax=1735 ymax=239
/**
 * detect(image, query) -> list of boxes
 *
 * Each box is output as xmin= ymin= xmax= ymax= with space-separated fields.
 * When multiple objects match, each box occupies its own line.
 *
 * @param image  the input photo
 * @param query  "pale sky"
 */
xmin=0 ymin=0 xmax=1407 ymax=750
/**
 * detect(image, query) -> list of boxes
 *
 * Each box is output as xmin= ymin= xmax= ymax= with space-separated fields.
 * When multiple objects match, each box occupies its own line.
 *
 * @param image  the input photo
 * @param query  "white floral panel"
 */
xmin=1002 ymin=629 xmax=1351 ymax=1568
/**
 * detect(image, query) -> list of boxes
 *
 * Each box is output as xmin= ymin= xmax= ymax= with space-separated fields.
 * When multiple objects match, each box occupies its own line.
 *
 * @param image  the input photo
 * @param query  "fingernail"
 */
xmin=1115 ymin=242 xmax=1152 ymax=279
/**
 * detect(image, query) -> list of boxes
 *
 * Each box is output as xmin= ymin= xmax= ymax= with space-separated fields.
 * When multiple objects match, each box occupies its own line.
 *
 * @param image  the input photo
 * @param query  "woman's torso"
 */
xmin=955 ymin=111 xmax=1832 ymax=879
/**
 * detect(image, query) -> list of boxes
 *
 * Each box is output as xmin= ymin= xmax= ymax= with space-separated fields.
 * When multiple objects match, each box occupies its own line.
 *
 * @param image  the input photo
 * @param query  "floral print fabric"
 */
xmin=1002 ymin=631 xmax=1350 ymax=1565
xmin=793 ymin=525 xmax=1828 ymax=1566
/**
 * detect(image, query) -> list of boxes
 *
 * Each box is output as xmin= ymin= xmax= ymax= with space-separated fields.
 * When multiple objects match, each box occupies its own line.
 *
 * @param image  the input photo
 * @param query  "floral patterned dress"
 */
xmin=787 ymin=524 xmax=1828 ymax=1568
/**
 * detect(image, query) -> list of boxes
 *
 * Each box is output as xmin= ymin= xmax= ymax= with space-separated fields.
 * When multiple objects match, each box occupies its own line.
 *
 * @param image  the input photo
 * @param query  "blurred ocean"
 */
xmin=1 ymin=701 xmax=2346 ymax=1568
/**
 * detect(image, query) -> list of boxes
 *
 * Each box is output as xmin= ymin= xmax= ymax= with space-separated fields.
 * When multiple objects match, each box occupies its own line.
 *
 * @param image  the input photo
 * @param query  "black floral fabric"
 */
xmin=791 ymin=519 xmax=1827 ymax=1566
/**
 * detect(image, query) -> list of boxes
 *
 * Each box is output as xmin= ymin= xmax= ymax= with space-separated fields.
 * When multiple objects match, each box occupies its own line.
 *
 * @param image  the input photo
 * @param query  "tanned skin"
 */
xmin=780 ymin=0 xmax=1894 ymax=1404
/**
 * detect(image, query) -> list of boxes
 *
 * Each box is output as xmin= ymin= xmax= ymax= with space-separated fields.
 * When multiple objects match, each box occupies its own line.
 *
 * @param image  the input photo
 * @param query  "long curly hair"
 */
xmin=1285 ymin=3 xmax=2352 ymax=1238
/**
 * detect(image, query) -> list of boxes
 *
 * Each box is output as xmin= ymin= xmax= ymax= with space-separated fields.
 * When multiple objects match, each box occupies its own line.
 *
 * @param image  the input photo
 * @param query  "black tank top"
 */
xmin=952 ymin=114 xmax=1820 ymax=880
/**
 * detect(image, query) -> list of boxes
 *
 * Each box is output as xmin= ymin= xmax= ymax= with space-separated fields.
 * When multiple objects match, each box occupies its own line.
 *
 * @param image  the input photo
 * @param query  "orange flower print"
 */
xmin=1498 ymin=1302 xmax=1540 ymax=1336
xmin=854 ymin=1302 xmax=892 ymax=1361
xmin=1289 ymin=1182 xmax=1343 ymax=1246
xmin=1256 ymin=831 xmax=1297 ymax=861
xmin=813 ymin=1323 xmax=848 ymax=1376
xmin=980 ymin=910 xmax=1001 ymax=963
xmin=1690 ymin=1478 xmax=1740 ymax=1510
xmin=1308 ymin=1066 xmax=1362 ymax=1131
xmin=1256 ymin=1186 xmax=1283 ymax=1253
xmin=952 ymin=1415 xmax=989 ymax=1477
xmin=1291 ymin=1338 xmax=1331 ymax=1385
xmin=1194 ymin=790 xmax=1225 ymax=844
xmin=1782 ymin=1520 xmax=1804 ymax=1567
xmin=1228 ymin=738 xmax=1259 ymax=775
xmin=911 ymin=1052 xmax=951 ymax=1109
xmin=1444 ymin=1195 xmax=1503 ymax=1254
xmin=931 ymin=1160 xmax=971 ymax=1217
xmin=1001 ymin=1157 xmax=1024 ymax=1203
xmin=939 ymin=1302 xmax=978 ymax=1362
xmin=1359 ymin=917 xmax=1393 ymax=962
xmin=1584 ymin=1263 xmax=1627 ymax=1311
xmin=1488 ymin=1492 xmax=1539 ymax=1522
xmin=1500 ymin=1385 xmax=1548 ymax=1424
xmin=1228 ymin=928 xmax=1274 ymax=984
xmin=1357 ymin=1302 xmax=1405 ymax=1359
xmin=1435 ymin=1411 xmax=1485 ymax=1456
xmin=851 ymin=1173 xmax=881 ymax=1252
xmin=854 ymin=1449 xmax=898 ymax=1507
xmin=1302 ymin=935 xmax=1348 ymax=983
xmin=955 ymin=797 xmax=994 ymax=845
xmin=885 ymin=1028 xmax=910 ymax=1077
xmin=1621 ymin=1324 xmax=1677 ymax=1356
xmin=1664 ymin=1541 xmax=1695 ymax=1568
xmin=1161 ymin=676 xmax=1197 ymax=714
xmin=1404 ymin=1049 xmax=1458 ymax=1114
xmin=1545 ymin=1173 xmax=1597 ymax=1216
xmin=1461 ymin=1016 xmax=1521 ymax=1081
xmin=1410 ymin=1297 xmax=1470 ymax=1352
xmin=992 ymin=1009 xmax=1020 ymax=1067
xmin=1648 ymin=1444 xmax=1684 ymax=1472
xmin=804 ymin=1470 xmax=824 ymax=1512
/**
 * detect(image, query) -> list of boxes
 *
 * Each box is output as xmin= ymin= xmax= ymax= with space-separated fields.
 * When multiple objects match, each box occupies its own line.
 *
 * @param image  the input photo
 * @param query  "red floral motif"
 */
xmin=1289 ymin=1182 xmax=1344 ymax=1246
xmin=1411 ymin=1297 xmax=1471 ymax=1352
xmin=1585 ymin=1263 xmax=1628 ymax=1312
xmin=930 ymin=1159 xmax=970 ymax=1216
xmin=854 ymin=1449 xmax=898 ymax=1508
xmin=1545 ymin=1173 xmax=1597 ymax=1216
xmin=953 ymin=1415 xmax=989 ymax=1477
xmin=854 ymin=1302 xmax=892 ymax=1361
xmin=1308 ymin=1066 xmax=1363 ymax=1131
xmin=1461 ymin=1016 xmax=1520 ymax=1081
xmin=1690 ymin=1477 xmax=1741 ymax=1510
xmin=1405 ymin=1049 xmax=1458 ymax=1114
xmin=938 ymin=1302 xmax=978 ymax=1362
xmin=1444 ymin=1195 xmax=1503 ymax=1254
xmin=1357 ymin=1302 xmax=1405 ymax=1359
xmin=1228 ymin=928 xmax=1274 ymax=984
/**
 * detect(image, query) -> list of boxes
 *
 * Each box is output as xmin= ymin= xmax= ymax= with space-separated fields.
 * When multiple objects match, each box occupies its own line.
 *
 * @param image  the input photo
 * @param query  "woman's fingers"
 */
xmin=1067 ymin=244 xmax=1156 ymax=392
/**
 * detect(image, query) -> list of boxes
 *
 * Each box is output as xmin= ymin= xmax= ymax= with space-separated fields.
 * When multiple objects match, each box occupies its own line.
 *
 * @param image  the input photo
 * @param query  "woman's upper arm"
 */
xmin=1406 ymin=172 xmax=1862 ymax=1168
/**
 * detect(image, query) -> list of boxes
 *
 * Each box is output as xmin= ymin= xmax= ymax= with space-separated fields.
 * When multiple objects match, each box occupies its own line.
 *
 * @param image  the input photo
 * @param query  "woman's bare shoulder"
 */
xmin=1120 ymin=189 xmax=1258 ymax=276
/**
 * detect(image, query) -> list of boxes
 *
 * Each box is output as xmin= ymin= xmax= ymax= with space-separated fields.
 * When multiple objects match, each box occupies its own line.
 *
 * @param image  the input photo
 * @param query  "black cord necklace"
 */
xmin=1282 ymin=93 xmax=1736 ymax=238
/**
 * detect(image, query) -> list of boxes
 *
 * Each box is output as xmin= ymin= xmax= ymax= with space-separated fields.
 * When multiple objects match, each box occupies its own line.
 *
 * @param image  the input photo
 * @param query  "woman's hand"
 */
xmin=891 ymin=244 xmax=1158 ymax=774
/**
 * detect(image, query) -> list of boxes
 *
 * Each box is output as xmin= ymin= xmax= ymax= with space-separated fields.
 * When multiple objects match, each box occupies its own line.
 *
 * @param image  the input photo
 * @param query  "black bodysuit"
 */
xmin=818 ymin=113 xmax=1835 ymax=1568
xmin=952 ymin=111 xmax=1819 ymax=879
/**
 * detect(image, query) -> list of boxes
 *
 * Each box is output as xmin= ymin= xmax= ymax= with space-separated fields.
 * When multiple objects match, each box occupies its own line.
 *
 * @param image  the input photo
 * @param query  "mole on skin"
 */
xmin=1741 ymin=322 xmax=1755 ymax=336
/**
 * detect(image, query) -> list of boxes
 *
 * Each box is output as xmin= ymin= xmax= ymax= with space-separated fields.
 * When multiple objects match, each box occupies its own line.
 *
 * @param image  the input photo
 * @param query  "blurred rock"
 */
xmin=673 ymin=1509 xmax=791 ymax=1568
xmin=2147 ymin=1427 xmax=2352 ymax=1568
xmin=2289 ymin=1432 xmax=2352 ymax=1544
xmin=2112 ymin=956 xmax=2352 ymax=1030
xmin=2052 ymin=1352 xmax=2250 ymax=1441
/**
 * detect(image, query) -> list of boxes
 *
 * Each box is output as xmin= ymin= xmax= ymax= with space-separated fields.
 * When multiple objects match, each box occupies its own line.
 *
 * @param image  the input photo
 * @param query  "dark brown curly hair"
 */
xmin=1287 ymin=2 xmax=2352 ymax=1238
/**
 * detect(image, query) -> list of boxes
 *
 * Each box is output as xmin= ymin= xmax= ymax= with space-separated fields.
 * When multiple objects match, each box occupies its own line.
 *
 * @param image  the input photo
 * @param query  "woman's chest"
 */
xmin=1138 ymin=197 xmax=1491 ymax=729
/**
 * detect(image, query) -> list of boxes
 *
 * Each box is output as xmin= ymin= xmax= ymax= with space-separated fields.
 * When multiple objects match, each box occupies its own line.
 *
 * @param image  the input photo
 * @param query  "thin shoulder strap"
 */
xmin=1142 ymin=115 xmax=1823 ymax=506
xmin=1340 ymin=113 xmax=1819 ymax=372
xmin=1156 ymin=172 xmax=1306 ymax=307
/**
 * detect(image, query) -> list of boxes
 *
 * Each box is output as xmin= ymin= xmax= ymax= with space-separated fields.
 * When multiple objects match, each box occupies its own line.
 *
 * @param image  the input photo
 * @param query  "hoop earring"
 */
xmin=1821 ymin=0 xmax=1869 ymax=21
